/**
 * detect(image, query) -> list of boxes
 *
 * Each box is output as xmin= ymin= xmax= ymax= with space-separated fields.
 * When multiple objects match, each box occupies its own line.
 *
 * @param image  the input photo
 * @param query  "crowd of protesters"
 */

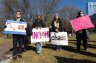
xmin=4 ymin=11 xmax=91 ymax=61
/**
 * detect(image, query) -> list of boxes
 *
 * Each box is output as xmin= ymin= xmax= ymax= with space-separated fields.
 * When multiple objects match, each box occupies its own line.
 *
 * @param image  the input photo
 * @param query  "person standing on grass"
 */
xmin=76 ymin=11 xmax=89 ymax=51
xmin=51 ymin=14 xmax=63 ymax=51
xmin=12 ymin=11 xmax=25 ymax=60
xmin=32 ymin=15 xmax=46 ymax=54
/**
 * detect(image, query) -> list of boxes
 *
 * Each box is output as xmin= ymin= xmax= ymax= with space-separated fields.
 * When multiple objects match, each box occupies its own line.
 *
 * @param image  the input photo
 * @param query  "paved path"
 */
xmin=0 ymin=41 xmax=12 ymax=63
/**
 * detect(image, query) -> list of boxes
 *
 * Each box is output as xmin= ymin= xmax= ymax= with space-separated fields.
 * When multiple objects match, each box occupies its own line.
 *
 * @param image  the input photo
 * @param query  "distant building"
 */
xmin=87 ymin=2 xmax=96 ymax=15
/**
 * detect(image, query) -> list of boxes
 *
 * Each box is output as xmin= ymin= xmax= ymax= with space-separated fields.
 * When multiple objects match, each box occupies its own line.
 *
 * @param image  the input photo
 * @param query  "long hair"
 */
xmin=36 ymin=15 xmax=41 ymax=20
xmin=53 ymin=16 xmax=60 ymax=23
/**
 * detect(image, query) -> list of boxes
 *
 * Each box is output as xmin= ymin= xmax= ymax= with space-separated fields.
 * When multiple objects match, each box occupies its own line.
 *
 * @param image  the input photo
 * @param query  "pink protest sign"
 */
xmin=70 ymin=15 xmax=94 ymax=32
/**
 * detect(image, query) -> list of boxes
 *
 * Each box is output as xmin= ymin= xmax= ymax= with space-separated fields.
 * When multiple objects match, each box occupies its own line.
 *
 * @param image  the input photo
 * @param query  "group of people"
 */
xmin=4 ymin=11 xmax=89 ymax=60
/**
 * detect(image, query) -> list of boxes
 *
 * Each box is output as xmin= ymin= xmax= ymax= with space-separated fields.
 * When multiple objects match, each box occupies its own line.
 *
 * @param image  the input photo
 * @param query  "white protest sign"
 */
xmin=31 ymin=28 xmax=49 ymax=43
xmin=51 ymin=32 xmax=68 ymax=45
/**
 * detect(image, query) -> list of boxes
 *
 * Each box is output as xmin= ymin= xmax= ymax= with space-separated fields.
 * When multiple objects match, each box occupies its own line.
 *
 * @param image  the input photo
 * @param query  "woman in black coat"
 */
xmin=51 ymin=14 xmax=63 ymax=51
xmin=51 ymin=17 xmax=62 ymax=32
xmin=76 ymin=11 xmax=89 ymax=51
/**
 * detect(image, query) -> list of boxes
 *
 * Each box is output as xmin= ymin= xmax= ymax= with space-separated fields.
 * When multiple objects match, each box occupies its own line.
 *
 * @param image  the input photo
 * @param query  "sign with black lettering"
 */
xmin=51 ymin=32 xmax=68 ymax=45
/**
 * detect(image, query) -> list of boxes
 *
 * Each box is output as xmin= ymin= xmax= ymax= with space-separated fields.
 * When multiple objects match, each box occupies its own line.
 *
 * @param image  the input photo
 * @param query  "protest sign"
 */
xmin=31 ymin=28 xmax=49 ymax=43
xmin=4 ymin=20 xmax=27 ymax=35
xmin=51 ymin=32 xmax=68 ymax=45
xmin=70 ymin=15 xmax=94 ymax=32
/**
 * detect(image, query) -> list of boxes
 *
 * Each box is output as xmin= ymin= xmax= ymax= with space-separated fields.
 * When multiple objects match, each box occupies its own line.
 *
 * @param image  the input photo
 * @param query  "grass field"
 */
xmin=0 ymin=33 xmax=96 ymax=63
xmin=0 ymin=35 xmax=12 ymax=46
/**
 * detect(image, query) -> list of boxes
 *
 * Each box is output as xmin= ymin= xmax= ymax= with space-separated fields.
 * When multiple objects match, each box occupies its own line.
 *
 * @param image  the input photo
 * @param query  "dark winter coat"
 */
xmin=51 ymin=19 xmax=62 ymax=32
xmin=26 ymin=19 xmax=46 ymax=36
xmin=32 ymin=19 xmax=45 ymax=28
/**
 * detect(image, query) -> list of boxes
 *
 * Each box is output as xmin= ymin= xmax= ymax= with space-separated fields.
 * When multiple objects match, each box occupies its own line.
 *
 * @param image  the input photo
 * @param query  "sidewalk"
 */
xmin=0 ymin=41 xmax=12 ymax=63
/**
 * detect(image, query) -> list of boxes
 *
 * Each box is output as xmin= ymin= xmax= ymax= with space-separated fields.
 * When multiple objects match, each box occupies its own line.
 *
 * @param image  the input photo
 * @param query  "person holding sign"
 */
xmin=76 ymin=11 xmax=89 ymax=51
xmin=51 ymin=14 xmax=63 ymax=51
xmin=12 ymin=11 xmax=25 ymax=60
xmin=32 ymin=15 xmax=46 ymax=54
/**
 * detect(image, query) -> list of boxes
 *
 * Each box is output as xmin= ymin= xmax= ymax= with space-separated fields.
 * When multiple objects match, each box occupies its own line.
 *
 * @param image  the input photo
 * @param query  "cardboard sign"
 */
xmin=4 ymin=20 xmax=27 ymax=35
xmin=70 ymin=15 xmax=94 ymax=32
xmin=51 ymin=32 xmax=68 ymax=45
xmin=31 ymin=28 xmax=49 ymax=43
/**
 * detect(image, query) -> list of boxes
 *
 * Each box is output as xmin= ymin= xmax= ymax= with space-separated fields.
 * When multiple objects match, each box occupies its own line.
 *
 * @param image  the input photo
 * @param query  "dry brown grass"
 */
xmin=0 ymin=35 xmax=12 ymax=46
xmin=0 ymin=33 xmax=95 ymax=63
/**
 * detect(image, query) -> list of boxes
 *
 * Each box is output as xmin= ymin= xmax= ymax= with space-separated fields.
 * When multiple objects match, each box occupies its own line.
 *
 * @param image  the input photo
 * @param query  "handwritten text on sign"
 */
xmin=31 ymin=28 xmax=49 ymax=43
xmin=51 ymin=32 xmax=68 ymax=45
xmin=4 ymin=20 xmax=27 ymax=35
xmin=70 ymin=15 xmax=94 ymax=32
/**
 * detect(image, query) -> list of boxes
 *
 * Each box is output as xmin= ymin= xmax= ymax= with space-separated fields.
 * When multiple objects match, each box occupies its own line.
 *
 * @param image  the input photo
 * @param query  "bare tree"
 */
xmin=59 ymin=6 xmax=80 ymax=21
xmin=57 ymin=6 xmax=81 ymax=31
xmin=1 ymin=0 xmax=61 ymax=23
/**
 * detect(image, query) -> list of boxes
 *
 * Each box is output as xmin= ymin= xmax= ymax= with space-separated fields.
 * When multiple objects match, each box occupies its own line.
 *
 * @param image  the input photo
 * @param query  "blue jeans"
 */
xmin=36 ymin=42 xmax=42 ymax=54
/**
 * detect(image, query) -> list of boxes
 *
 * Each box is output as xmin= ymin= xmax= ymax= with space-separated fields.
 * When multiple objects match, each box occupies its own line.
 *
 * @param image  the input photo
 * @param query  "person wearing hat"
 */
xmin=51 ymin=14 xmax=63 ymax=51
